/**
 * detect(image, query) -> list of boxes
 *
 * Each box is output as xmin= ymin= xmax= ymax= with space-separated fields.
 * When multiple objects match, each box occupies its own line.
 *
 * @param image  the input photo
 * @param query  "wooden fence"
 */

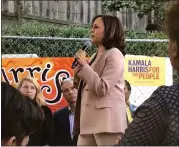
xmin=2 ymin=0 xmax=148 ymax=31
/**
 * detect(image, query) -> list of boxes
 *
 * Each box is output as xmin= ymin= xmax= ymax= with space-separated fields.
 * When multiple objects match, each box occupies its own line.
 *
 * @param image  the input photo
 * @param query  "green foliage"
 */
xmin=103 ymin=0 xmax=172 ymax=26
xmin=3 ymin=21 xmax=90 ymax=37
xmin=103 ymin=0 xmax=169 ymax=14
xmin=125 ymin=31 xmax=168 ymax=57
xmin=2 ymin=21 xmax=92 ymax=57
xmin=2 ymin=21 xmax=168 ymax=57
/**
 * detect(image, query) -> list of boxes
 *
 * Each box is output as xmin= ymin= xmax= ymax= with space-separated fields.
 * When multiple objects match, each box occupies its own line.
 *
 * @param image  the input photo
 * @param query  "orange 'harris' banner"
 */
xmin=2 ymin=57 xmax=75 ymax=113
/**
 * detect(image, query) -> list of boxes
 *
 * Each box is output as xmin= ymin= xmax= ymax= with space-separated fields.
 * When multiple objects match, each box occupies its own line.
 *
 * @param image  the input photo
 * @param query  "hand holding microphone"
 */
xmin=71 ymin=41 xmax=91 ymax=69
xmin=72 ymin=41 xmax=91 ymax=89
xmin=75 ymin=49 xmax=88 ymax=66
xmin=73 ymin=49 xmax=87 ymax=76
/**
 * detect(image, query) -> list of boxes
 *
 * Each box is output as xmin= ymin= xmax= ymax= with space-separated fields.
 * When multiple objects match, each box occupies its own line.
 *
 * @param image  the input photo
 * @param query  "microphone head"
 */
xmin=84 ymin=40 xmax=92 ymax=48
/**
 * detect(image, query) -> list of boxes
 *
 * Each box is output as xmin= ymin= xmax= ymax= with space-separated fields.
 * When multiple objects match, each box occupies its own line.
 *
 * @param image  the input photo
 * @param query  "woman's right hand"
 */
xmin=75 ymin=49 xmax=86 ymax=59
xmin=73 ymin=49 xmax=88 ymax=89
xmin=73 ymin=49 xmax=88 ymax=74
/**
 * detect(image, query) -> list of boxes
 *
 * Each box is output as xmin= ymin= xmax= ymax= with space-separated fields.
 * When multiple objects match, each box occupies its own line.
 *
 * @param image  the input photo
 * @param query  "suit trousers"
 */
xmin=77 ymin=133 xmax=123 ymax=146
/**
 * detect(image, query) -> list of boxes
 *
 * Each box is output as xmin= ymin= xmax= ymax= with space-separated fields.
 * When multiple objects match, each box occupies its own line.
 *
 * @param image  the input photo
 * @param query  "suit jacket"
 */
xmin=74 ymin=48 xmax=128 ymax=135
xmin=51 ymin=106 xmax=78 ymax=146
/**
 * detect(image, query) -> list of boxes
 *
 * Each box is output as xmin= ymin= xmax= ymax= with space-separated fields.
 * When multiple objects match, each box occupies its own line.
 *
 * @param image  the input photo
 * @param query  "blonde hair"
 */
xmin=17 ymin=77 xmax=46 ymax=106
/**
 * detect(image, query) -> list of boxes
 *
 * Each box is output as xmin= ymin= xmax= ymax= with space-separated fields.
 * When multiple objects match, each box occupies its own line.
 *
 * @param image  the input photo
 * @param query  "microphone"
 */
xmin=71 ymin=41 xmax=91 ymax=69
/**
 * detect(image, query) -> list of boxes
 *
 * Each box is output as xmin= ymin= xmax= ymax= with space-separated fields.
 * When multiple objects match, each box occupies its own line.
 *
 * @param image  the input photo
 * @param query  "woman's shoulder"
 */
xmin=41 ymin=106 xmax=53 ymax=117
xmin=157 ymin=84 xmax=179 ymax=109
xmin=107 ymin=47 xmax=122 ymax=54
xmin=156 ymin=84 xmax=179 ymax=100
xmin=105 ymin=47 xmax=124 ymax=59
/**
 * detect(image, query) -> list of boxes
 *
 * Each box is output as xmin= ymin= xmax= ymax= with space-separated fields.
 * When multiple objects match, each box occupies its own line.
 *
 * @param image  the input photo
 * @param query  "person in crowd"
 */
xmin=73 ymin=15 xmax=127 ymax=145
xmin=119 ymin=1 xmax=179 ymax=145
xmin=17 ymin=77 xmax=53 ymax=146
xmin=124 ymin=80 xmax=133 ymax=123
xmin=1 ymin=82 xmax=44 ymax=146
xmin=51 ymin=77 xmax=78 ymax=146
xmin=124 ymin=80 xmax=137 ymax=118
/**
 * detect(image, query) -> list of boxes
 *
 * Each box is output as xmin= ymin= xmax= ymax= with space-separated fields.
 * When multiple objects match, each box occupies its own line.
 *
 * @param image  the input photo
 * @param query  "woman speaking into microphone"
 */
xmin=73 ymin=15 xmax=127 ymax=146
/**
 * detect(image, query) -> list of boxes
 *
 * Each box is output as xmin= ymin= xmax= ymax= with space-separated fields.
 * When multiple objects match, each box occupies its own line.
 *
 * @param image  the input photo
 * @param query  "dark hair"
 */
xmin=125 ymin=80 xmax=131 ymax=91
xmin=92 ymin=15 xmax=125 ymax=56
xmin=1 ymin=82 xmax=44 ymax=144
xmin=167 ymin=0 xmax=179 ymax=58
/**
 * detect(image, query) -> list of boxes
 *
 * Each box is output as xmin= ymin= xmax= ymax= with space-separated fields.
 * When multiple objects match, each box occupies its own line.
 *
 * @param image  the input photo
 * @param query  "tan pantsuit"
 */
xmin=78 ymin=133 xmax=123 ymax=146
xmin=74 ymin=48 xmax=127 ymax=146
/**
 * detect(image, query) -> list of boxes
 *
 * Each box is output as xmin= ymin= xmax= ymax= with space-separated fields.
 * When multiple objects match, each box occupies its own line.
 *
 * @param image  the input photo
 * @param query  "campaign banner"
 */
xmin=2 ymin=57 xmax=74 ymax=112
xmin=124 ymin=55 xmax=166 ymax=86
xmin=2 ymin=56 xmax=172 ymax=112
xmin=124 ymin=55 xmax=172 ymax=107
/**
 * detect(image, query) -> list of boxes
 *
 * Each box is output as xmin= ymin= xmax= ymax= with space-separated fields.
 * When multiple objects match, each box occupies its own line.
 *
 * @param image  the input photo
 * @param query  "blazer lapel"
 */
xmin=89 ymin=52 xmax=97 ymax=65
xmin=91 ymin=50 xmax=107 ymax=69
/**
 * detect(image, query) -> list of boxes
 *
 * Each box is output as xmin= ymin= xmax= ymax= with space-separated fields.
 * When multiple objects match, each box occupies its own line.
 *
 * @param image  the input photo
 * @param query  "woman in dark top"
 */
xmin=119 ymin=1 xmax=179 ymax=146
xmin=17 ymin=77 xmax=54 ymax=146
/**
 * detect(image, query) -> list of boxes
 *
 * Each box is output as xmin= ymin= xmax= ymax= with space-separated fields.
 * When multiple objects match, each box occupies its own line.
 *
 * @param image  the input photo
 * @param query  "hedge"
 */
xmin=2 ymin=21 xmax=168 ymax=57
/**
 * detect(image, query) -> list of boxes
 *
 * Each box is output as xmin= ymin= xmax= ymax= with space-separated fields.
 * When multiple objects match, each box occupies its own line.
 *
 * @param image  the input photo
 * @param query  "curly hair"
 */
xmin=92 ymin=15 xmax=125 ymax=56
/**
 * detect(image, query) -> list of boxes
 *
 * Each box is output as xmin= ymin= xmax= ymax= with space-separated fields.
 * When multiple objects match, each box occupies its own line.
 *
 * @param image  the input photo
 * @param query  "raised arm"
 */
xmin=77 ymin=49 xmax=124 ymax=96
